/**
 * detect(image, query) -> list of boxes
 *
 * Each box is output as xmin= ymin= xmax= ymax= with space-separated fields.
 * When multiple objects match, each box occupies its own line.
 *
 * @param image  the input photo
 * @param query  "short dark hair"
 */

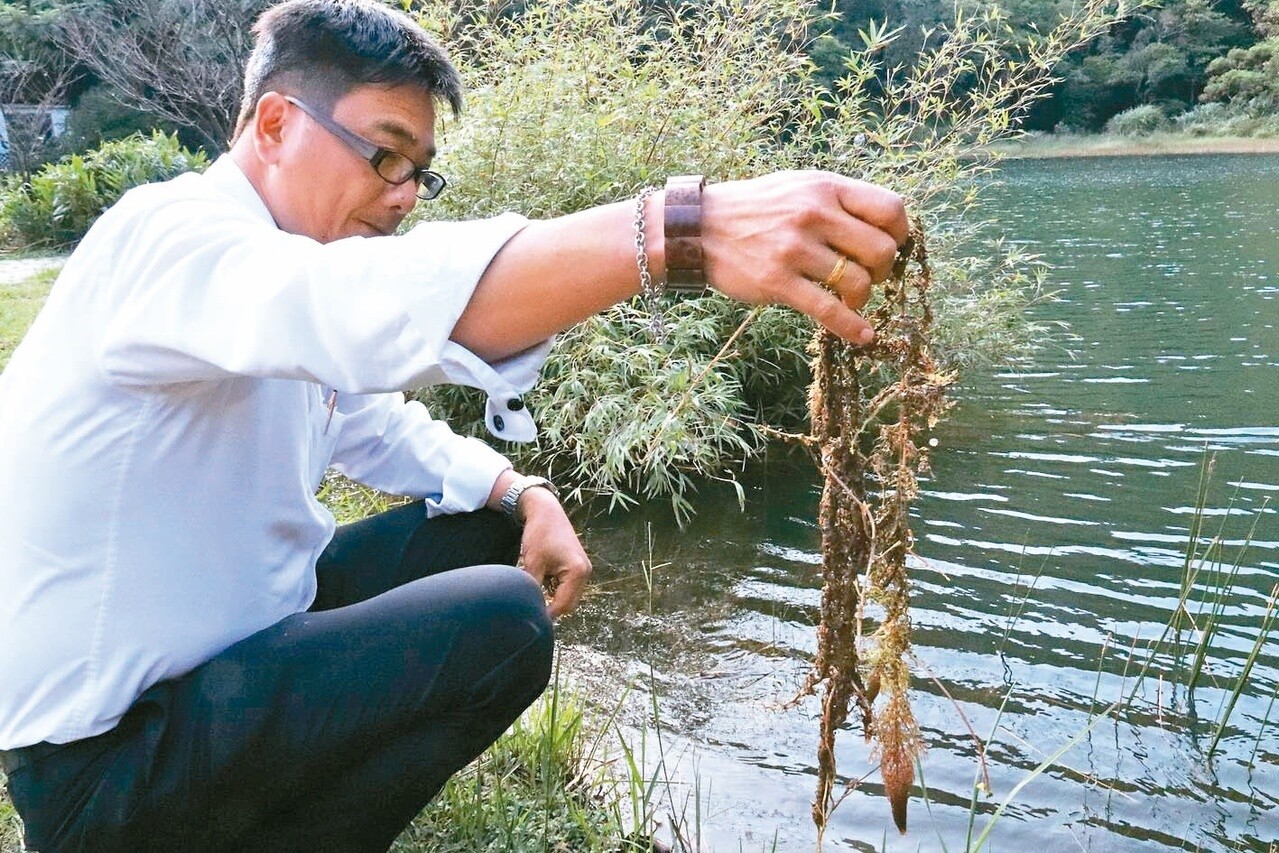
xmin=233 ymin=0 xmax=463 ymax=140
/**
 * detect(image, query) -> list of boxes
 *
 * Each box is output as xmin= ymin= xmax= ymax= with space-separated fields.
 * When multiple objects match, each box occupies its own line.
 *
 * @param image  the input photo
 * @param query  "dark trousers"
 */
xmin=3 ymin=504 xmax=552 ymax=853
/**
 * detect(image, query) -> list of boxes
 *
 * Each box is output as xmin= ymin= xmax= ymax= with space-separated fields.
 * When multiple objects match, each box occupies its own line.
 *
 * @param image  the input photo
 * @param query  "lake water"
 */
xmin=570 ymin=154 xmax=1279 ymax=851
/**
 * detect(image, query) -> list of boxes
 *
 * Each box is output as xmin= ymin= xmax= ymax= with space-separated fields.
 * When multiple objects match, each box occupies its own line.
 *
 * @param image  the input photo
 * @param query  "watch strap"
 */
xmin=499 ymin=475 xmax=558 ymax=523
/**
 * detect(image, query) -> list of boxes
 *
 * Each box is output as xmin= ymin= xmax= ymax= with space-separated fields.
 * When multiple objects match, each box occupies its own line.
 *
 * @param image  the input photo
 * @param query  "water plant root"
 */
xmin=796 ymin=228 xmax=954 ymax=837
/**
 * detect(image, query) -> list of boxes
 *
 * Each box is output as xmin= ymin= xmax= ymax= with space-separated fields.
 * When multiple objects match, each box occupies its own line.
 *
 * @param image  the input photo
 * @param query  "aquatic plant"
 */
xmin=796 ymin=230 xmax=953 ymax=837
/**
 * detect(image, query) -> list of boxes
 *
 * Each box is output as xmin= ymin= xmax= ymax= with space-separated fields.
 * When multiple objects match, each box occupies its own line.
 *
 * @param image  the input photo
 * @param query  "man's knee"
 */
xmin=460 ymin=565 xmax=554 ymax=708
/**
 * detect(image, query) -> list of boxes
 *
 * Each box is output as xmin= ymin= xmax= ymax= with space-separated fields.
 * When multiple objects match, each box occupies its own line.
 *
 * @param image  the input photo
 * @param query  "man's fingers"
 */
xmin=783 ymin=279 xmax=875 ymax=345
xmin=815 ymin=251 xmax=873 ymax=312
xmin=699 ymin=170 xmax=908 ymax=344
xmin=547 ymin=565 xmax=590 ymax=619
xmin=824 ymin=205 xmax=906 ymax=285
xmin=835 ymin=179 xmax=909 ymax=247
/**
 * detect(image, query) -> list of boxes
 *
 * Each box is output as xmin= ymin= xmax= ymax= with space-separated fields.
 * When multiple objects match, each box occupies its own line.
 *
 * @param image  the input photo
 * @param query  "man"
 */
xmin=0 ymin=0 xmax=908 ymax=850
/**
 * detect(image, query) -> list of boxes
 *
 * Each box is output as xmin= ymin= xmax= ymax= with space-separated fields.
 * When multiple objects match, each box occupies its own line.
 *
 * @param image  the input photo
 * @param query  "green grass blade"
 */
xmin=1207 ymin=584 xmax=1278 ymax=759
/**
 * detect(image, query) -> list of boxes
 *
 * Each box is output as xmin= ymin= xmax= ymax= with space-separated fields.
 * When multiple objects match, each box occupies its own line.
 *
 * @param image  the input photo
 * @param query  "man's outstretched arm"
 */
xmin=453 ymin=171 xmax=909 ymax=362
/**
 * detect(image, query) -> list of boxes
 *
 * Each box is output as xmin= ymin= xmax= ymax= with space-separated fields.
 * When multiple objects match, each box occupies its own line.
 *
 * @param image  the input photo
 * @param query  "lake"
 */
xmin=570 ymin=154 xmax=1279 ymax=852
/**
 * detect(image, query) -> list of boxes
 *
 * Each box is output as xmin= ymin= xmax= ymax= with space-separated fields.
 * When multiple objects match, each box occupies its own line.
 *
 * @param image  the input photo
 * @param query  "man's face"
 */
xmin=268 ymin=83 xmax=438 ymax=243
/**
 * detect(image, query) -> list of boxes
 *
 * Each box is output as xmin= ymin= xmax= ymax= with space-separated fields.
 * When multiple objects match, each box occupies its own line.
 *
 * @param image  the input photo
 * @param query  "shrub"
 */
xmin=1176 ymin=100 xmax=1279 ymax=136
xmin=0 ymin=130 xmax=207 ymax=250
xmin=406 ymin=0 xmax=1125 ymax=520
xmin=1105 ymin=103 xmax=1169 ymax=136
xmin=66 ymin=85 xmax=185 ymax=151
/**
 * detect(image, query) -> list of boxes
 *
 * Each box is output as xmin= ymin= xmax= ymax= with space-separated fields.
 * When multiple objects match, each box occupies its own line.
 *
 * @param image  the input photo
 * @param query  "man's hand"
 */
xmin=456 ymin=169 xmax=909 ymax=361
xmin=513 ymin=487 xmax=592 ymax=619
xmin=701 ymin=171 xmax=910 ymax=345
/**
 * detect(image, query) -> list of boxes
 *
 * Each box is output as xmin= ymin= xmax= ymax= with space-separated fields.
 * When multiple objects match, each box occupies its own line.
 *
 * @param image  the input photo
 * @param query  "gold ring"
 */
xmin=820 ymin=254 xmax=849 ymax=288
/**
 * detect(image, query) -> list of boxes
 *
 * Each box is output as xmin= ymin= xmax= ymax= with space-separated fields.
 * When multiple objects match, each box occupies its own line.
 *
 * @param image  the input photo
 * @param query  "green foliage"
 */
xmin=1174 ymin=33 xmax=1279 ymax=134
xmin=65 ymin=85 xmax=185 ymax=152
xmin=1245 ymin=0 xmax=1279 ymax=35
xmin=0 ymin=263 xmax=60 ymax=371
xmin=403 ymin=0 xmax=1126 ymax=520
xmin=1027 ymin=0 xmax=1254 ymax=131
xmin=1175 ymin=99 xmax=1279 ymax=134
xmin=1105 ymin=102 xmax=1171 ymax=134
xmin=1200 ymin=38 xmax=1279 ymax=110
xmin=0 ymin=776 xmax=21 ymax=853
xmin=0 ymin=131 xmax=208 ymax=250
xmin=393 ymin=680 xmax=647 ymax=852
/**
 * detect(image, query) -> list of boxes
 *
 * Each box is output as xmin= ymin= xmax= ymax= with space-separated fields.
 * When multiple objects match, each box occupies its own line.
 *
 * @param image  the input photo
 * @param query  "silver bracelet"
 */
xmin=633 ymin=186 xmax=666 ymax=341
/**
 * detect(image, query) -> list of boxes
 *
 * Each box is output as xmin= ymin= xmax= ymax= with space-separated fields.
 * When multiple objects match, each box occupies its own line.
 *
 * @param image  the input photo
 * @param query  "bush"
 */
xmin=0 ymin=130 xmax=207 ymax=250
xmin=1105 ymin=103 xmax=1169 ymax=136
xmin=1175 ymin=100 xmax=1279 ymax=136
xmin=406 ymin=0 xmax=1125 ymax=519
xmin=65 ymin=85 xmax=185 ymax=152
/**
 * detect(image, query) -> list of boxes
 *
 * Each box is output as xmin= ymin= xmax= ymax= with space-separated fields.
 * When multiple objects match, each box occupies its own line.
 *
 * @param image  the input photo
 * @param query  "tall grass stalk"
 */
xmin=1207 ymin=584 xmax=1279 ymax=760
xmin=967 ymin=705 xmax=1115 ymax=852
xmin=1121 ymin=455 xmax=1266 ymax=715
xmin=1172 ymin=450 xmax=1217 ymax=660
xmin=1090 ymin=633 xmax=1113 ymax=722
xmin=1249 ymin=681 xmax=1278 ymax=768
xmin=1185 ymin=497 xmax=1266 ymax=697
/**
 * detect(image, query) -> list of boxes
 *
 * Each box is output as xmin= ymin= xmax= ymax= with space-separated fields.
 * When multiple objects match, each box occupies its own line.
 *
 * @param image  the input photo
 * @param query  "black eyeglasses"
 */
xmin=284 ymin=95 xmax=447 ymax=201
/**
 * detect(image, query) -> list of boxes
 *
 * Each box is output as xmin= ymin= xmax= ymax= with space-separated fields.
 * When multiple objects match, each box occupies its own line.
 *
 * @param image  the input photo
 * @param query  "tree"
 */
xmin=54 ymin=0 xmax=267 ymax=152
xmin=1243 ymin=0 xmax=1279 ymax=34
xmin=1199 ymin=37 xmax=1279 ymax=113
xmin=0 ymin=1 xmax=82 ymax=172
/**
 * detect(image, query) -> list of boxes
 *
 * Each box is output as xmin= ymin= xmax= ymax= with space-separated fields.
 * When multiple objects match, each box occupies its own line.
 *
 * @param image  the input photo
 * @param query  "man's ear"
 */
xmin=251 ymin=91 xmax=292 ymax=166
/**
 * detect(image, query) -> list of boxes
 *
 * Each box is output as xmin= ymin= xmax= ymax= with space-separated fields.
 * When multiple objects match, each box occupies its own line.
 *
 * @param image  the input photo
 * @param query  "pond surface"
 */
xmin=571 ymin=154 xmax=1279 ymax=852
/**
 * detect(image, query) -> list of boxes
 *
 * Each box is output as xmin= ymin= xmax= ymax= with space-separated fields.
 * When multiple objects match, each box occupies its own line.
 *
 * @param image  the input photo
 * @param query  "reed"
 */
xmin=1207 ymin=584 xmax=1279 ymax=760
xmin=1120 ymin=454 xmax=1270 ymax=722
xmin=1185 ymin=496 xmax=1263 ymax=698
xmin=1248 ymin=681 xmax=1278 ymax=769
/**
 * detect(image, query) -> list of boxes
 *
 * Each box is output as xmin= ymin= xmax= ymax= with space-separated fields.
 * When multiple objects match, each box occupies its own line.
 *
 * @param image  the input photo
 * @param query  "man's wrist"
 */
xmin=498 ymin=475 xmax=559 ymax=525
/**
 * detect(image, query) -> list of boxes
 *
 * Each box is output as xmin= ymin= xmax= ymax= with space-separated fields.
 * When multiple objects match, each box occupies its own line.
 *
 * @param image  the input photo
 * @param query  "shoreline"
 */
xmin=988 ymin=133 xmax=1279 ymax=159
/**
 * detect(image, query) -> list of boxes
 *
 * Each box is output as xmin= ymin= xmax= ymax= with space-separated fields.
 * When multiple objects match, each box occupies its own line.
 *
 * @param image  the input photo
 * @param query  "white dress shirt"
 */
xmin=0 ymin=156 xmax=550 ymax=749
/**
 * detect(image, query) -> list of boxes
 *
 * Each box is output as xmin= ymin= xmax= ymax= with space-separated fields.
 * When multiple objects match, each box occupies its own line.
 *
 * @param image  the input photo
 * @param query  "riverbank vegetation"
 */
xmin=405 ymin=0 xmax=1131 ymax=522
xmin=991 ymin=129 xmax=1279 ymax=156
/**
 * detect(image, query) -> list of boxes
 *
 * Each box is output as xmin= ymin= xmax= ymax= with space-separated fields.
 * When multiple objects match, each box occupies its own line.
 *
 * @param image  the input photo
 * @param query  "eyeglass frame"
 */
xmin=283 ymin=95 xmax=447 ymax=201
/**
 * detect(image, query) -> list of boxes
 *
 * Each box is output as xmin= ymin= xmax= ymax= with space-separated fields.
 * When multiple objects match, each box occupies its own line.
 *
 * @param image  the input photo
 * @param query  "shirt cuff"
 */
xmin=424 ymin=436 xmax=515 ymax=518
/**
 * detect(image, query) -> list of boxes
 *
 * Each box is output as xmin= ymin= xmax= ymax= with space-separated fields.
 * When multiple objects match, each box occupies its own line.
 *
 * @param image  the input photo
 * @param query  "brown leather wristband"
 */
xmin=663 ymin=175 xmax=708 ymax=294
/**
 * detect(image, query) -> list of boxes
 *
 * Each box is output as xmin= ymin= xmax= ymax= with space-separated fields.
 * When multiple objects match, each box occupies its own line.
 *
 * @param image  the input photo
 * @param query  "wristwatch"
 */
xmin=499 ymin=475 xmax=559 ymax=524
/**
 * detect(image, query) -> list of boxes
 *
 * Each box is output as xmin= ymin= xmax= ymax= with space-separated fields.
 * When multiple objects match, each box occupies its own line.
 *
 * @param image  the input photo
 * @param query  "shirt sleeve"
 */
xmin=94 ymin=183 xmax=531 ymax=395
xmin=329 ymin=392 xmax=511 ymax=516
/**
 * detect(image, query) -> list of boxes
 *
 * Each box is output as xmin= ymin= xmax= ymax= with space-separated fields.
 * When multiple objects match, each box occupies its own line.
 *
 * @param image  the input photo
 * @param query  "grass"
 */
xmin=0 ymin=263 xmax=60 ymax=371
xmin=0 ymin=784 xmax=21 ymax=853
xmin=988 ymin=131 xmax=1279 ymax=159
xmin=392 ymin=660 xmax=657 ymax=853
